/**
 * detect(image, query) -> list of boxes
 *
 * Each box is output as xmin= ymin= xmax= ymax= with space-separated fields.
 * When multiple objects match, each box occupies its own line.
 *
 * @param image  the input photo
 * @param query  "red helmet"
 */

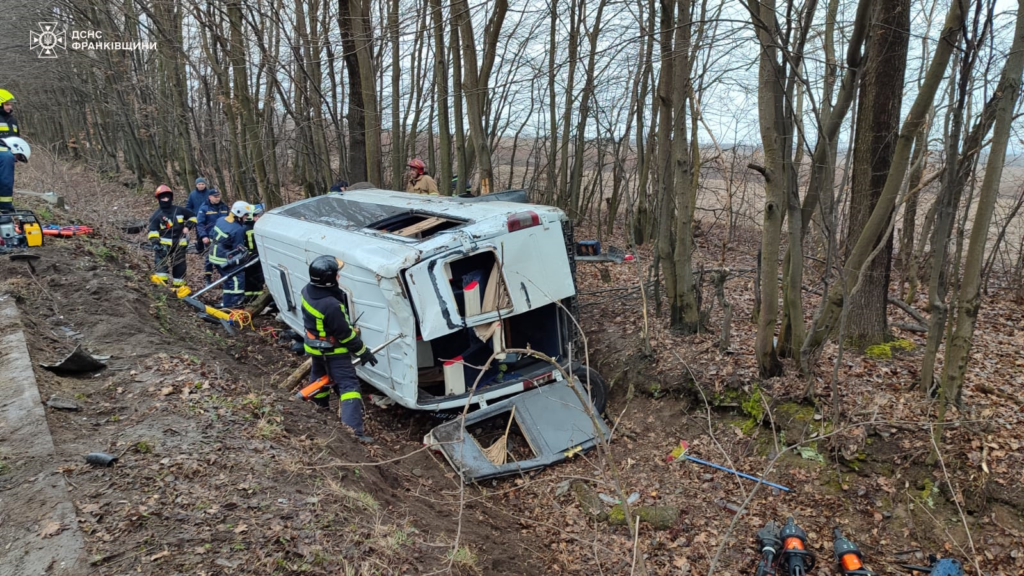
xmin=154 ymin=184 xmax=172 ymax=198
xmin=407 ymin=158 xmax=426 ymax=174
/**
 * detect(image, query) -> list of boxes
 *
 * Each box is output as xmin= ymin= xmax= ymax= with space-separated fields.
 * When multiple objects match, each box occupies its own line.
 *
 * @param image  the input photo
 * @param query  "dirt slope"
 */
xmin=0 ymin=199 xmax=532 ymax=574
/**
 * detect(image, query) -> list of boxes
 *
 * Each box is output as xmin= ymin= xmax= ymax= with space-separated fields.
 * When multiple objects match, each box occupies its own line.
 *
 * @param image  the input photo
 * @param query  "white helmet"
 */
xmin=231 ymin=201 xmax=255 ymax=220
xmin=2 ymin=137 xmax=30 ymax=163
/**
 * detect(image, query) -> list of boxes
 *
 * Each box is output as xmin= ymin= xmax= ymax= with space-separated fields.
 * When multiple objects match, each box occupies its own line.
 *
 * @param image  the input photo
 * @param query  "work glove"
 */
xmin=356 ymin=347 xmax=378 ymax=367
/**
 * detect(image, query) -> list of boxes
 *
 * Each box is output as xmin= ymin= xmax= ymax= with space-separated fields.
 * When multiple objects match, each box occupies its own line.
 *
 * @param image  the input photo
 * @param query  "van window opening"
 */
xmin=445 ymin=251 xmax=511 ymax=318
xmin=371 ymin=212 xmax=464 ymax=239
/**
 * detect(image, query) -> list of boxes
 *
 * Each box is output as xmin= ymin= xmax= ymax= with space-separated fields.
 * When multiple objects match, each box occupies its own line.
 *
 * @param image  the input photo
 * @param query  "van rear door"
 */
xmin=402 ymin=216 xmax=575 ymax=339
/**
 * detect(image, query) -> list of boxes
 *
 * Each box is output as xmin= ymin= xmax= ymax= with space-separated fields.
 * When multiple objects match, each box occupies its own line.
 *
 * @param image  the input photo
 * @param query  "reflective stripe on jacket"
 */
xmin=300 ymin=284 xmax=364 ymax=356
xmin=196 ymin=201 xmax=229 ymax=239
xmin=209 ymin=215 xmax=247 ymax=265
xmin=146 ymin=205 xmax=196 ymax=247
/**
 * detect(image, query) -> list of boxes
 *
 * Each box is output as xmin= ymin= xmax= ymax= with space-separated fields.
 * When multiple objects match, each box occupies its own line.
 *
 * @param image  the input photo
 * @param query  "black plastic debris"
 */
xmin=85 ymin=453 xmax=118 ymax=467
xmin=40 ymin=344 xmax=109 ymax=374
xmin=119 ymin=220 xmax=147 ymax=235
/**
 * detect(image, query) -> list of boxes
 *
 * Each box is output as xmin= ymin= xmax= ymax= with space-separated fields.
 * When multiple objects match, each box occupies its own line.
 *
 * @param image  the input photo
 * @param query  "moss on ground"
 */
xmin=865 ymin=338 xmax=915 ymax=360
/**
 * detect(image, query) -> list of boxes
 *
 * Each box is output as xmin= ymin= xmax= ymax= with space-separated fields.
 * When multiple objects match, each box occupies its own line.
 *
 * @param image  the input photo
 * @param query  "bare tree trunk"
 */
xmin=654 ymin=0 xmax=677 ymax=327
xmin=843 ymin=0 xmax=911 ymax=348
xmin=668 ymin=0 xmax=701 ymax=333
xmin=451 ymin=0 xmax=508 ymax=195
xmin=747 ymin=0 xmax=790 ymax=378
xmin=543 ymin=0 xmax=559 ymax=205
xmin=896 ymin=125 xmax=930 ymax=299
xmin=342 ymin=0 xmax=382 ymax=184
xmin=451 ymin=24 xmax=469 ymax=194
xmin=388 ymin=0 xmax=403 ymax=188
xmin=339 ymin=0 xmax=367 ymax=183
xmin=429 ymin=0 xmax=452 ymax=194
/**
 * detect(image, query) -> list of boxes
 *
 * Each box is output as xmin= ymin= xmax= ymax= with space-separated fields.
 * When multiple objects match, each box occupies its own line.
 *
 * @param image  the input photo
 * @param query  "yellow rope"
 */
xmin=225 ymin=309 xmax=254 ymax=330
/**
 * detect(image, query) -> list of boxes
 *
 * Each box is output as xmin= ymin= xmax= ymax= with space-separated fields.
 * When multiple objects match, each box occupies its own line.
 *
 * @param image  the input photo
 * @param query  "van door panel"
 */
xmin=496 ymin=225 xmax=575 ymax=311
xmin=404 ymin=224 xmax=575 ymax=340
xmin=404 ymin=257 xmax=462 ymax=339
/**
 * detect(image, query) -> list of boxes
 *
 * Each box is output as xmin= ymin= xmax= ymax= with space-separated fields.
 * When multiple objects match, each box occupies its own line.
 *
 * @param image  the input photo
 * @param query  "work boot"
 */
xmin=356 ymin=434 xmax=375 ymax=445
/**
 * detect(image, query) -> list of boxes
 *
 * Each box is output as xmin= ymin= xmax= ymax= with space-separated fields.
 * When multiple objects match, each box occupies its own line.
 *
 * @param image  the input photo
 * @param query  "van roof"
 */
xmin=271 ymin=189 xmax=564 ymax=241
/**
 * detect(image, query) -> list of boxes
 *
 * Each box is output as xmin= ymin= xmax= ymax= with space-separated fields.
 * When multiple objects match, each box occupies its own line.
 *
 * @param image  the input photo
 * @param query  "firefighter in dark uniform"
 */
xmin=241 ymin=205 xmax=265 ymax=302
xmin=0 ymin=90 xmax=20 ymax=137
xmin=146 ymin=185 xmax=196 ymax=288
xmin=196 ymin=189 xmax=229 ymax=286
xmin=0 ymin=137 xmax=29 ymax=213
xmin=302 ymin=256 xmax=378 ymax=443
xmin=208 ymin=201 xmax=254 ymax=309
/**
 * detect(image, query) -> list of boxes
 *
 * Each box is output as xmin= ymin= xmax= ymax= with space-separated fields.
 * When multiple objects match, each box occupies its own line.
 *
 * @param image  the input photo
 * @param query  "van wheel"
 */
xmin=572 ymin=365 xmax=607 ymax=415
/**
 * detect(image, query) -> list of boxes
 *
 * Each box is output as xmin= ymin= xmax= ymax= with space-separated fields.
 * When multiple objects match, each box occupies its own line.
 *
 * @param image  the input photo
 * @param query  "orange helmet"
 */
xmin=407 ymin=158 xmax=426 ymax=174
xmin=154 ymin=184 xmax=172 ymax=198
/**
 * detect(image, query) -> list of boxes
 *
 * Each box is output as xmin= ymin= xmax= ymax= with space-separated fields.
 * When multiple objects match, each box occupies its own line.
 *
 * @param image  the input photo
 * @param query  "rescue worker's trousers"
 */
xmin=154 ymin=246 xmax=187 ymax=286
xmin=202 ymin=246 xmax=218 ymax=284
xmin=243 ymin=263 xmax=265 ymax=302
xmin=216 ymin=264 xmax=245 ymax=308
xmin=309 ymin=353 xmax=364 ymax=436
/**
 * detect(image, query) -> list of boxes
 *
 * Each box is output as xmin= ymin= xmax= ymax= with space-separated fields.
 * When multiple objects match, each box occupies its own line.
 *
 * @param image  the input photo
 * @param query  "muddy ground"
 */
xmin=2 ymin=162 xmax=1023 ymax=574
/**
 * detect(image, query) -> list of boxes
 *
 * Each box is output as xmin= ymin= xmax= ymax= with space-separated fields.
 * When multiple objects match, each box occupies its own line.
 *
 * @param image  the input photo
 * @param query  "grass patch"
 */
xmin=447 ymin=545 xmax=479 ymax=570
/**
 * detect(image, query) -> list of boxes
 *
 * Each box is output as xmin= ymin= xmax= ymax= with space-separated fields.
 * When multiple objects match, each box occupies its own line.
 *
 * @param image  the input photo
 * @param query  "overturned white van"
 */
xmin=253 ymin=188 xmax=607 ymax=413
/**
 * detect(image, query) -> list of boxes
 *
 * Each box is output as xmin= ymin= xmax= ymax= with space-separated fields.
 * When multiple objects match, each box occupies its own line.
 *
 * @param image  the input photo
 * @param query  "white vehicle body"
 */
xmin=253 ymin=189 xmax=581 ymax=411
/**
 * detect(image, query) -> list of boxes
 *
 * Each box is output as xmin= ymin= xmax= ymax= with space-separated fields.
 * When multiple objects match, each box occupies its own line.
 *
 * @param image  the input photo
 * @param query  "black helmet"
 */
xmin=309 ymin=255 xmax=341 ymax=287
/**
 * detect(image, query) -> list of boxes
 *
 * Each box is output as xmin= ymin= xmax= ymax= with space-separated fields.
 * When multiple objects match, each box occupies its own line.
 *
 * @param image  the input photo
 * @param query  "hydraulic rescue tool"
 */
xmin=181 ymin=256 xmax=261 ymax=334
xmin=754 ymin=520 xmax=783 ymax=576
xmin=296 ymin=334 xmax=402 ymax=400
xmin=778 ymin=517 xmax=816 ymax=576
xmin=832 ymin=528 xmax=875 ymax=575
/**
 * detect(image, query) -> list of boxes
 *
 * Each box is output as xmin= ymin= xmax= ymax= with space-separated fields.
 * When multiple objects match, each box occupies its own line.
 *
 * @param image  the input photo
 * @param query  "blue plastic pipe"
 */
xmin=684 ymin=455 xmax=792 ymax=493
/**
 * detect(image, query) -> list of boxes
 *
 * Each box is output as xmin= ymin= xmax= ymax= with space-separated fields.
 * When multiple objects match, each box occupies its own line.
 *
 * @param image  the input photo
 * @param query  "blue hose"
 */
xmin=684 ymin=455 xmax=792 ymax=492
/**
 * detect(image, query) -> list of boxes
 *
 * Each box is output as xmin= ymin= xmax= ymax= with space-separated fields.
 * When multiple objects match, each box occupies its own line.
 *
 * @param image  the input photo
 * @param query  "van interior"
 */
xmin=371 ymin=212 xmax=465 ymax=239
xmin=410 ymin=252 xmax=568 ymax=403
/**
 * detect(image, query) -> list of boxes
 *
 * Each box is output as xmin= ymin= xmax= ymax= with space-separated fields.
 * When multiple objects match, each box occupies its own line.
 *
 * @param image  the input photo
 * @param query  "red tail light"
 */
xmin=507 ymin=211 xmax=540 ymax=232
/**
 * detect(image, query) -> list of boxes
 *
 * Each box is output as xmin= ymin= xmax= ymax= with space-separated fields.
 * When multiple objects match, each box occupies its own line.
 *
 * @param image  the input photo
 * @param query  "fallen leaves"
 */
xmin=39 ymin=520 xmax=64 ymax=538
xmin=148 ymin=550 xmax=170 ymax=562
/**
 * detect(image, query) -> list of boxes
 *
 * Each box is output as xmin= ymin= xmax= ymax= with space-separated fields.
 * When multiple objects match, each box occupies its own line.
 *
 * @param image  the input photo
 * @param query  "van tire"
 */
xmin=572 ymin=365 xmax=607 ymax=415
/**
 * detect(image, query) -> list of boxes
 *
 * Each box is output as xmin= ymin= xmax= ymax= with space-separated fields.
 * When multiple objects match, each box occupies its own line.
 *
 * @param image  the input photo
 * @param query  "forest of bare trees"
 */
xmin=5 ymin=0 xmax=1024 ymax=449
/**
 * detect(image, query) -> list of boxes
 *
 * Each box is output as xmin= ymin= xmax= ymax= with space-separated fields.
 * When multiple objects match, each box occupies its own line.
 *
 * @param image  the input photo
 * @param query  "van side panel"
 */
xmin=256 ymin=238 xmax=307 ymax=333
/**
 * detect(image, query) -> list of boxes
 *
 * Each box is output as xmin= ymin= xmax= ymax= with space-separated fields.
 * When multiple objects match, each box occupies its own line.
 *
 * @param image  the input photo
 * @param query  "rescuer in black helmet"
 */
xmin=300 ymin=255 xmax=378 ymax=443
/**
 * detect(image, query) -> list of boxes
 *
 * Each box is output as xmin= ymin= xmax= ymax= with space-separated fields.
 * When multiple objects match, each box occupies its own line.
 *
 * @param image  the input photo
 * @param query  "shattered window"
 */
xmin=278 ymin=195 xmax=466 ymax=239
xmin=277 ymin=195 xmax=406 ymax=228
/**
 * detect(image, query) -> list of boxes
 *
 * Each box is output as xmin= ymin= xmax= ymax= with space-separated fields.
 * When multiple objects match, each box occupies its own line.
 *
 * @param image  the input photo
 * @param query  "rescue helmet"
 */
xmin=407 ymin=158 xmax=426 ymax=174
xmin=230 ymin=200 xmax=255 ymax=220
xmin=0 ymin=90 xmax=14 ymax=104
xmin=309 ymin=255 xmax=343 ymax=288
xmin=2 ymin=137 xmax=30 ymax=163
xmin=154 ymin=184 xmax=173 ymax=198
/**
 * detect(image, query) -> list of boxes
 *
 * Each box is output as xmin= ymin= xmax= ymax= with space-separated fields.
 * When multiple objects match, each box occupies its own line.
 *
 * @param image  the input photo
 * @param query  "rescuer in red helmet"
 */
xmin=405 ymin=158 xmax=438 ymax=195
